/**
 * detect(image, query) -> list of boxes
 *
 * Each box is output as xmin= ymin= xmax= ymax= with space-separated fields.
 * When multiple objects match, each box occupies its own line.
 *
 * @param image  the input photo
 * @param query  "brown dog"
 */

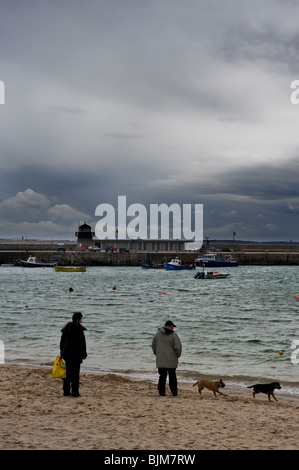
xmin=193 ymin=379 xmax=225 ymax=397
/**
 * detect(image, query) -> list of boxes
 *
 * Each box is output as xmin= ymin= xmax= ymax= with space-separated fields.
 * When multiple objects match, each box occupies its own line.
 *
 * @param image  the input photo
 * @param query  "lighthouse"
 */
xmin=75 ymin=222 xmax=95 ymax=248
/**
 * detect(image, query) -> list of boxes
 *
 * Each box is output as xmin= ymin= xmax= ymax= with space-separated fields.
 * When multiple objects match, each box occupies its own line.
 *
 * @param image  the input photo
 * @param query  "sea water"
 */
xmin=1 ymin=264 xmax=299 ymax=396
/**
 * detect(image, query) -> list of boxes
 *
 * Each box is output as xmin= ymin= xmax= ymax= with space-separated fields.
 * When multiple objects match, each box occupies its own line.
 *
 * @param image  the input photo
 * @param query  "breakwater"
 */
xmin=0 ymin=249 xmax=194 ymax=267
xmin=1 ymin=241 xmax=299 ymax=266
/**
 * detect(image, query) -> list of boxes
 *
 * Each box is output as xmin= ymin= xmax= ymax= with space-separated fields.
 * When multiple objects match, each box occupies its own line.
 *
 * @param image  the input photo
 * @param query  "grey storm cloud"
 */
xmin=1 ymin=0 xmax=299 ymax=240
xmin=0 ymin=189 xmax=50 ymax=212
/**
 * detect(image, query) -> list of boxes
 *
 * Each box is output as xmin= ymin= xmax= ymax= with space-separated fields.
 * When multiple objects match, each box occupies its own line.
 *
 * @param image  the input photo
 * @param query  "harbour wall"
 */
xmin=1 ymin=241 xmax=299 ymax=266
xmin=0 ymin=249 xmax=194 ymax=267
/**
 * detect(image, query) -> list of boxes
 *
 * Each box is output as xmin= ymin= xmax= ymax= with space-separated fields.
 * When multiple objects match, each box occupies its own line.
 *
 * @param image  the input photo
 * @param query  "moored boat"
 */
xmin=165 ymin=258 xmax=196 ymax=270
xmin=54 ymin=266 xmax=86 ymax=272
xmin=194 ymin=270 xmax=230 ymax=279
xmin=194 ymin=253 xmax=238 ymax=267
xmin=21 ymin=256 xmax=57 ymax=268
xmin=140 ymin=262 xmax=165 ymax=269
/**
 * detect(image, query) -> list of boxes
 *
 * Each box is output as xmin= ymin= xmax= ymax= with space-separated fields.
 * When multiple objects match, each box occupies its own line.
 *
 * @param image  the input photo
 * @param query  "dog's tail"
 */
xmin=247 ymin=385 xmax=254 ymax=388
xmin=193 ymin=381 xmax=198 ymax=387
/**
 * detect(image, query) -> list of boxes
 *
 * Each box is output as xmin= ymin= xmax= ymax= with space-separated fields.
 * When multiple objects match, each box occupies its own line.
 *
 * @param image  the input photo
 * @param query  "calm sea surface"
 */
xmin=1 ymin=264 xmax=299 ymax=395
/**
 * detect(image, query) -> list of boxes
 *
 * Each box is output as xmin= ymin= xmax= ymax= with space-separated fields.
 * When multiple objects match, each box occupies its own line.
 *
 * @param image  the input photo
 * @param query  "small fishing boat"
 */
xmin=194 ymin=270 xmax=230 ymax=279
xmin=21 ymin=255 xmax=57 ymax=268
xmin=165 ymin=258 xmax=196 ymax=270
xmin=140 ymin=262 xmax=165 ymax=269
xmin=194 ymin=253 xmax=238 ymax=267
xmin=54 ymin=266 xmax=86 ymax=272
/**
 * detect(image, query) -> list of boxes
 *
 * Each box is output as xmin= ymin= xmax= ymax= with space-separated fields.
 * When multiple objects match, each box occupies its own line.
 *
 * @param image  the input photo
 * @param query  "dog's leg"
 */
xmin=271 ymin=392 xmax=278 ymax=401
xmin=267 ymin=392 xmax=272 ymax=402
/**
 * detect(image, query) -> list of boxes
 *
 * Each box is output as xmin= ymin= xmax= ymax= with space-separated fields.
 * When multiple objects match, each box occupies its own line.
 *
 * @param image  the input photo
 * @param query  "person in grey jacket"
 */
xmin=152 ymin=320 xmax=182 ymax=396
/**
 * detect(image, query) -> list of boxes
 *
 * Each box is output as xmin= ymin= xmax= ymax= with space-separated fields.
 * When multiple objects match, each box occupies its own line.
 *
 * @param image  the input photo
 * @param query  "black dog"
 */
xmin=247 ymin=382 xmax=281 ymax=402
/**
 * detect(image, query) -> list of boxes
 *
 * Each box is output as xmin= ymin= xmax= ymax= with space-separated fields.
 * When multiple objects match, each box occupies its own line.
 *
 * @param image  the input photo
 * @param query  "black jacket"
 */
xmin=60 ymin=321 xmax=87 ymax=363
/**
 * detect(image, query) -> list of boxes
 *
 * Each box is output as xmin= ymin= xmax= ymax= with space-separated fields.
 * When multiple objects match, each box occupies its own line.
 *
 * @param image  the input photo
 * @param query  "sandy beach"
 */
xmin=1 ymin=363 xmax=299 ymax=451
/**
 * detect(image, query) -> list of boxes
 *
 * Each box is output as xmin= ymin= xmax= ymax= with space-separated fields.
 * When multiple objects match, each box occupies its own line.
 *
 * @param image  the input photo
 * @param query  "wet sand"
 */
xmin=1 ymin=364 xmax=299 ymax=450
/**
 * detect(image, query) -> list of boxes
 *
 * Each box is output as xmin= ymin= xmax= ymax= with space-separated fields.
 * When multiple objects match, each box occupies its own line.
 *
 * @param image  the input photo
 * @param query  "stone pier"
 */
xmin=1 ymin=240 xmax=299 ymax=266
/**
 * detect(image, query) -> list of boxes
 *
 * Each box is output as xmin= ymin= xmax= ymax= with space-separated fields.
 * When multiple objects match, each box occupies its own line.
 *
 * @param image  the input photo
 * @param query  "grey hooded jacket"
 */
xmin=152 ymin=326 xmax=182 ymax=368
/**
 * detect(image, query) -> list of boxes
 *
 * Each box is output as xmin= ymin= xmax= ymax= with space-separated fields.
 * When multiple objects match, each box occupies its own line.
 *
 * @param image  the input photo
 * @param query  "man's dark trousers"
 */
xmin=158 ymin=368 xmax=178 ymax=396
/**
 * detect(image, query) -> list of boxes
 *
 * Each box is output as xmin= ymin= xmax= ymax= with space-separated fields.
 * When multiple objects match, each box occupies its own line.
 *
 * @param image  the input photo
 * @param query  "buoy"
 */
xmin=279 ymin=350 xmax=284 ymax=356
xmin=263 ymin=288 xmax=267 ymax=291
xmin=113 ymin=286 xmax=116 ymax=290
xmin=163 ymin=291 xmax=166 ymax=295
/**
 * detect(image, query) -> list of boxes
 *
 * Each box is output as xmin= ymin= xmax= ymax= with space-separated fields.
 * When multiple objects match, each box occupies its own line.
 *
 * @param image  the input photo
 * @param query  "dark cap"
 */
xmin=165 ymin=320 xmax=176 ymax=328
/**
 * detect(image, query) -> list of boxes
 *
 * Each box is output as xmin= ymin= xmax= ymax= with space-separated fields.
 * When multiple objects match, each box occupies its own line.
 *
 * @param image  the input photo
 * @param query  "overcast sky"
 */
xmin=1 ymin=0 xmax=299 ymax=242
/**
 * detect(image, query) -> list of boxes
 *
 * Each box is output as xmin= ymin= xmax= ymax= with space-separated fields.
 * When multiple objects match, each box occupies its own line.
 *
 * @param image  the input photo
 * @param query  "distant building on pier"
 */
xmin=75 ymin=223 xmax=190 ymax=252
xmin=75 ymin=222 xmax=95 ymax=247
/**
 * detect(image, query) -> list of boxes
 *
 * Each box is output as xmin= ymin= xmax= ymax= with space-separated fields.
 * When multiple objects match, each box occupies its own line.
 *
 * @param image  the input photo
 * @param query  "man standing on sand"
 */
xmin=60 ymin=312 xmax=87 ymax=397
xmin=152 ymin=320 xmax=182 ymax=396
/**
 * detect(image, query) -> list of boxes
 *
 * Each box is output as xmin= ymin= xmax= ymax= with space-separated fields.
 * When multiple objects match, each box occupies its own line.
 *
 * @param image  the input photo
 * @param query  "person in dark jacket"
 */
xmin=152 ymin=320 xmax=182 ymax=396
xmin=60 ymin=311 xmax=87 ymax=397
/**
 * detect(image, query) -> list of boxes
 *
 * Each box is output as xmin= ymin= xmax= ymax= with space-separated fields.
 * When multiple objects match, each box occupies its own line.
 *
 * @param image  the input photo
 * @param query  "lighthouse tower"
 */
xmin=75 ymin=222 xmax=95 ymax=248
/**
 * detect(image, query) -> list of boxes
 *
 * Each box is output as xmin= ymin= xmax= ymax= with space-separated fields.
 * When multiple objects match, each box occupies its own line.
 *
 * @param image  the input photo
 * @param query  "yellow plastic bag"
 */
xmin=52 ymin=355 xmax=66 ymax=379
